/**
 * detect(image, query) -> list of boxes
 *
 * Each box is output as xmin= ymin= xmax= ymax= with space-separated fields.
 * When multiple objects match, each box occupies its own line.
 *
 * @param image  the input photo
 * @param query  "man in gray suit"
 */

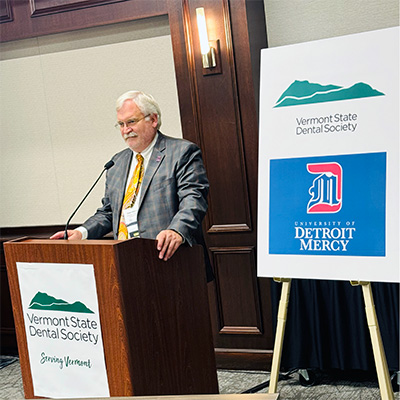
xmin=51 ymin=91 xmax=211 ymax=278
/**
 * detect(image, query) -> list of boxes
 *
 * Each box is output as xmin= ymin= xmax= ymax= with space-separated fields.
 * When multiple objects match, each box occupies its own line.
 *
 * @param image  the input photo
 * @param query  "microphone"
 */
xmin=63 ymin=160 xmax=115 ymax=240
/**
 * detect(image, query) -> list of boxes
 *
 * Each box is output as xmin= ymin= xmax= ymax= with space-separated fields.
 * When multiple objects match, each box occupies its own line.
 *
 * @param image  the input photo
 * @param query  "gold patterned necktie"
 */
xmin=118 ymin=153 xmax=144 ymax=240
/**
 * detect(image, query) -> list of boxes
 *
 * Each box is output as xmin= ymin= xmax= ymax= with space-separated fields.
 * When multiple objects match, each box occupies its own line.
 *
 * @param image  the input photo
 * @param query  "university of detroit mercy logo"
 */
xmin=307 ymin=162 xmax=342 ymax=213
xmin=268 ymin=152 xmax=386 ymax=257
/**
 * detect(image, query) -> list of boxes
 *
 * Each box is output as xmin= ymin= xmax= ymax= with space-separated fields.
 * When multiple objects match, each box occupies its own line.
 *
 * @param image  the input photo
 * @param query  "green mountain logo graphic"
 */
xmin=28 ymin=292 xmax=94 ymax=313
xmin=274 ymin=80 xmax=384 ymax=108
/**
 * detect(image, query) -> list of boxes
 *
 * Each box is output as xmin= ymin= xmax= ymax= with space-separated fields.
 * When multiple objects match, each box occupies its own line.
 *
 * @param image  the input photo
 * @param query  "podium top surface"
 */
xmin=5 ymin=237 xmax=122 ymax=245
xmin=3 ymin=236 xmax=162 ymax=246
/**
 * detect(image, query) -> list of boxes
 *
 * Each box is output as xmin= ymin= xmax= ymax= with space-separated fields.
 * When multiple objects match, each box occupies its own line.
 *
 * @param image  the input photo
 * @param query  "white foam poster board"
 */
xmin=258 ymin=27 xmax=399 ymax=282
xmin=17 ymin=262 xmax=110 ymax=398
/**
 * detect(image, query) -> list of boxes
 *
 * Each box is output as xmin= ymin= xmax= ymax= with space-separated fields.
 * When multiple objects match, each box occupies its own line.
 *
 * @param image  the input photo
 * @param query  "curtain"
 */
xmin=271 ymin=279 xmax=399 ymax=372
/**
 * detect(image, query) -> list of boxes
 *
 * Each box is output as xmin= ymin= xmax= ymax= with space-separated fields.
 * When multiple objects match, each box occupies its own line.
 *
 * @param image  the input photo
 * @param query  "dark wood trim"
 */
xmin=0 ymin=0 xmax=167 ymax=42
xmin=208 ymin=224 xmax=251 ymax=233
xmin=210 ymin=246 xmax=264 ymax=337
xmin=166 ymin=0 xmax=202 ymax=146
xmin=220 ymin=326 xmax=262 ymax=335
xmin=215 ymin=348 xmax=273 ymax=371
xmin=29 ymin=0 xmax=128 ymax=17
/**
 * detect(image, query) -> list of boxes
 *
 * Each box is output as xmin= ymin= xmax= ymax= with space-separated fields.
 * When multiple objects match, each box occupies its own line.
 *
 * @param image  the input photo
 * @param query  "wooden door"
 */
xmin=168 ymin=0 xmax=273 ymax=369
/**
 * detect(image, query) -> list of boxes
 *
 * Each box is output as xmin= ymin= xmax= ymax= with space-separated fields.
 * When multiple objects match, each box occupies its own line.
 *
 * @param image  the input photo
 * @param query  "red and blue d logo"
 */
xmin=307 ymin=162 xmax=342 ymax=213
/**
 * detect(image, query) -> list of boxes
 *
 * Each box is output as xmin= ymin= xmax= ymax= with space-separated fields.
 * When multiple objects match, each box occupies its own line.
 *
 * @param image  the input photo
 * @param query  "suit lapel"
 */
xmin=138 ymin=132 xmax=166 ymax=209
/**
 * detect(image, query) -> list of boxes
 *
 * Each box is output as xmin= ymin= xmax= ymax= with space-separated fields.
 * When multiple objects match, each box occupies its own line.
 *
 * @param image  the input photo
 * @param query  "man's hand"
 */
xmin=156 ymin=229 xmax=183 ymax=261
xmin=50 ymin=230 xmax=83 ymax=240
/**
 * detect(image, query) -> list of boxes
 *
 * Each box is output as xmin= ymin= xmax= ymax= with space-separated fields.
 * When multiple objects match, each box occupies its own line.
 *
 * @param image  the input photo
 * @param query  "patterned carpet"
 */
xmin=0 ymin=358 xmax=398 ymax=399
xmin=217 ymin=369 xmax=399 ymax=399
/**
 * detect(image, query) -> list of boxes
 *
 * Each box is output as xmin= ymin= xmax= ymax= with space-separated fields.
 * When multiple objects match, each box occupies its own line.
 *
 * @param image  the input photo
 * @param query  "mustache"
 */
xmin=124 ymin=133 xmax=138 ymax=140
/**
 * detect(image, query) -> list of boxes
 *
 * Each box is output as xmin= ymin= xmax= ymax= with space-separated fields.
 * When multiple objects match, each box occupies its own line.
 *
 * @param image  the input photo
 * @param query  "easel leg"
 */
xmin=269 ymin=278 xmax=291 ymax=394
xmin=351 ymin=281 xmax=394 ymax=400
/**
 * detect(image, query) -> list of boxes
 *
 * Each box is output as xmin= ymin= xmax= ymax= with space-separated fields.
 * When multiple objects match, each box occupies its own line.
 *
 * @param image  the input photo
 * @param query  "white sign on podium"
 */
xmin=17 ymin=262 xmax=110 ymax=399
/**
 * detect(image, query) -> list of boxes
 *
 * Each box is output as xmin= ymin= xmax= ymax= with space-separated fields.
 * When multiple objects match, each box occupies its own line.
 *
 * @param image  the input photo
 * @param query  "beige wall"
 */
xmin=1 ymin=2 xmax=398 ymax=228
xmin=0 ymin=16 xmax=181 ymax=227
xmin=264 ymin=0 xmax=399 ymax=47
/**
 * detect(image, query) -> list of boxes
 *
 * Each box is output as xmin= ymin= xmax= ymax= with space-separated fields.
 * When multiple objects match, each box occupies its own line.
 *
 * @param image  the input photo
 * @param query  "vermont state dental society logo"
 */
xmin=269 ymin=152 xmax=386 ymax=256
xmin=272 ymin=81 xmax=386 ymax=136
xmin=29 ymin=292 xmax=94 ymax=313
xmin=274 ymin=80 xmax=384 ymax=108
xmin=26 ymin=292 xmax=100 ymax=346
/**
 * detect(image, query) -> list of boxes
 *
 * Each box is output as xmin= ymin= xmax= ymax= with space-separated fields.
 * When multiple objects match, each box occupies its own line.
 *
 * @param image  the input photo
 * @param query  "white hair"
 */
xmin=116 ymin=90 xmax=162 ymax=129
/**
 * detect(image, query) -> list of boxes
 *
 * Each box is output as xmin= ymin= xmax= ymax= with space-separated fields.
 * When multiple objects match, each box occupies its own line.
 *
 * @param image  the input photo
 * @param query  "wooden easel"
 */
xmin=268 ymin=278 xmax=395 ymax=399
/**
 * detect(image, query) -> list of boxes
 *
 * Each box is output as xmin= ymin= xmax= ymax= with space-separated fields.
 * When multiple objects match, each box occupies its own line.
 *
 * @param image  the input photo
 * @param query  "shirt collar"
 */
xmin=132 ymin=132 xmax=158 ymax=160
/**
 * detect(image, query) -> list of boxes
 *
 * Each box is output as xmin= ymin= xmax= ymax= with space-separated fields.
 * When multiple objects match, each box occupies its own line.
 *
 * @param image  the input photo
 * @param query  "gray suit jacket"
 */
xmin=82 ymin=132 xmax=210 ymax=252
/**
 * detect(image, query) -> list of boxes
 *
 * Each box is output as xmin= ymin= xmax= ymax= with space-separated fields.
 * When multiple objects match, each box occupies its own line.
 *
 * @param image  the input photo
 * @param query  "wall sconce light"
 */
xmin=196 ymin=7 xmax=218 ymax=70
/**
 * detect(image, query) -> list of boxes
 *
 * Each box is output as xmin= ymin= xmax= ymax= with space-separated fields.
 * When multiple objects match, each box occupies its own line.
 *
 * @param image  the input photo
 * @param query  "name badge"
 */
xmin=123 ymin=208 xmax=140 ymax=238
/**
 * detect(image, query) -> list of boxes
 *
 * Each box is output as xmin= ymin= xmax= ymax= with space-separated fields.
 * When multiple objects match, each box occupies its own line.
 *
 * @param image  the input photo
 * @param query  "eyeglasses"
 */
xmin=114 ymin=114 xmax=150 ymax=129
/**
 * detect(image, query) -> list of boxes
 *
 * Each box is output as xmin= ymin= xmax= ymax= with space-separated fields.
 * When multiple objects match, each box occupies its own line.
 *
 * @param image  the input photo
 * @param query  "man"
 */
xmin=51 ymin=91 xmax=212 ymax=279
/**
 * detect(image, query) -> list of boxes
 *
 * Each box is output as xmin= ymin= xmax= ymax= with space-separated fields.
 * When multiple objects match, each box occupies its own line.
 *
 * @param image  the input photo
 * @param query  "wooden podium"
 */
xmin=4 ymin=238 xmax=218 ymax=398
